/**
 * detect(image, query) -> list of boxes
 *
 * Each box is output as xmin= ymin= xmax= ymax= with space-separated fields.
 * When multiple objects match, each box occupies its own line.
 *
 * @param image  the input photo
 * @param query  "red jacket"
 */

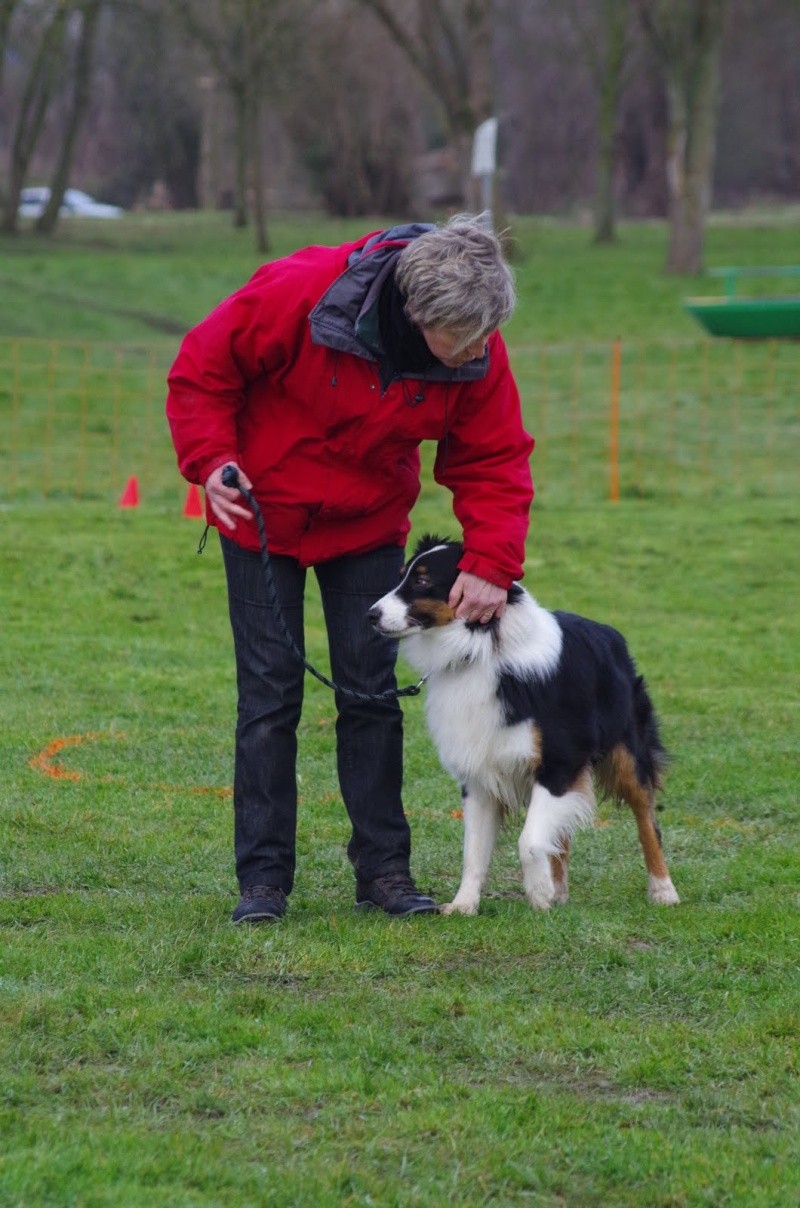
xmin=166 ymin=226 xmax=534 ymax=588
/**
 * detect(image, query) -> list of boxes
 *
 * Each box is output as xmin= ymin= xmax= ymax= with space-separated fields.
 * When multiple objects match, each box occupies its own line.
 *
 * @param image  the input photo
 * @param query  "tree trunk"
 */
xmin=592 ymin=0 xmax=628 ymax=244
xmin=636 ymin=0 xmax=727 ymax=275
xmin=232 ymin=84 xmax=249 ymax=228
xmin=244 ymin=0 xmax=268 ymax=253
xmin=0 ymin=0 xmax=21 ymax=97
xmin=37 ymin=1 xmax=103 ymax=236
xmin=197 ymin=74 xmax=221 ymax=210
xmin=354 ymin=0 xmax=494 ymax=211
xmin=1 ymin=3 xmax=68 ymax=234
xmin=464 ymin=0 xmax=494 ymax=210
xmin=665 ymin=43 xmax=720 ymax=274
xmin=249 ymin=91 xmax=269 ymax=254
xmin=594 ymin=70 xmax=620 ymax=243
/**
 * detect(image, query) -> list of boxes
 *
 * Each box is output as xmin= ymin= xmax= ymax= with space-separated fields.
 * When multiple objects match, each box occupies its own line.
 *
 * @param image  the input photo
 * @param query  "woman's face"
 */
xmin=420 ymin=328 xmax=492 ymax=368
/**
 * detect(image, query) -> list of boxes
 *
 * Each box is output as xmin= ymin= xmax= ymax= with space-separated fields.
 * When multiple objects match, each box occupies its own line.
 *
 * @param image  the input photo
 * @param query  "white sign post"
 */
xmin=471 ymin=117 xmax=498 ymax=228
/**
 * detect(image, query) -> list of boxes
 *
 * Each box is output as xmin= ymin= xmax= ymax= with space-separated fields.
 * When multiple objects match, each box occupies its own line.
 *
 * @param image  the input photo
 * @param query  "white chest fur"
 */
xmin=424 ymin=664 xmax=538 ymax=805
xmin=399 ymin=592 xmax=562 ymax=807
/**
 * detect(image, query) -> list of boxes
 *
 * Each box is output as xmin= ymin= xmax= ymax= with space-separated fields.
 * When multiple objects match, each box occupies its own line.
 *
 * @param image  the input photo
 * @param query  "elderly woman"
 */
xmin=166 ymin=214 xmax=534 ymax=923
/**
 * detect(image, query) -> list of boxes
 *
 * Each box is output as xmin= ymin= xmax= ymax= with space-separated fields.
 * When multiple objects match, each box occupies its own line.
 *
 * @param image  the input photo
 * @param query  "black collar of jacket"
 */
xmin=308 ymin=225 xmax=490 ymax=384
xmin=376 ymin=276 xmax=438 ymax=390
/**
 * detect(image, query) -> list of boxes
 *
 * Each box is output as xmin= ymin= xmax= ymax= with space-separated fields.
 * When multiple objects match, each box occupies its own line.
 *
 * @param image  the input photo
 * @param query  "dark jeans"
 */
xmin=220 ymin=535 xmax=409 ymax=894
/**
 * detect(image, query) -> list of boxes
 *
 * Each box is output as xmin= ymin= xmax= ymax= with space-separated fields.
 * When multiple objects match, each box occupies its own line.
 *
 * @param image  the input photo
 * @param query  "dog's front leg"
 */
xmin=441 ymin=786 xmax=500 ymax=916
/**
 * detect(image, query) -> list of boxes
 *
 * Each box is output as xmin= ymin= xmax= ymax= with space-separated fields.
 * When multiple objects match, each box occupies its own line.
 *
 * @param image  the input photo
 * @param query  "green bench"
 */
xmin=683 ymin=265 xmax=800 ymax=338
xmin=708 ymin=265 xmax=800 ymax=298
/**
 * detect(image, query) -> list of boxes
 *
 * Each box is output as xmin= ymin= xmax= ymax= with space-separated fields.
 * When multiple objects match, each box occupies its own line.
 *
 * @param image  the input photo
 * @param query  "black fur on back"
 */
xmin=497 ymin=610 xmax=666 ymax=798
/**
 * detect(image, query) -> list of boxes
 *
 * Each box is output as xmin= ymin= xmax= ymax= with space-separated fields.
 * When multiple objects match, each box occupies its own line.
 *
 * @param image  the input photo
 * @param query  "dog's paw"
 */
xmin=551 ymin=880 xmax=569 ymax=905
xmin=524 ymin=881 xmax=556 ymax=911
xmin=441 ymin=899 xmax=479 ymax=917
xmin=648 ymin=875 xmax=680 ymax=905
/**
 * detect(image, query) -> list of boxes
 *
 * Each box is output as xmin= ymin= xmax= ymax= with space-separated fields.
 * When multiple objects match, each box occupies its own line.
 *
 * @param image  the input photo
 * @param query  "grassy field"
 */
xmin=1 ymin=211 xmax=799 ymax=1206
xmin=2 ymin=209 xmax=798 ymax=510
xmin=2 ymin=206 xmax=800 ymax=344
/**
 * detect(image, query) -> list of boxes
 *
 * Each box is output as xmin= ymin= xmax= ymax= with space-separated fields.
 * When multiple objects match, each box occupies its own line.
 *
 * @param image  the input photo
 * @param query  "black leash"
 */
xmin=220 ymin=465 xmax=425 ymax=703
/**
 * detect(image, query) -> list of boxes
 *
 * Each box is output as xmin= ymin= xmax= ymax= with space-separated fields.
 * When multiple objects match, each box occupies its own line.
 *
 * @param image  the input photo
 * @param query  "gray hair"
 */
xmin=395 ymin=213 xmax=516 ymax=351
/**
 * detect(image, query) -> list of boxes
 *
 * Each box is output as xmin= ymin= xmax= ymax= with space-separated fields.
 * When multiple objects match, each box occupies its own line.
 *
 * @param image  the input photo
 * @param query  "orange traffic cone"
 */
xmin=183 ymin=484 xmax=204 ymax=518
xmin=119 ymin=476 xmax=139 ymax=508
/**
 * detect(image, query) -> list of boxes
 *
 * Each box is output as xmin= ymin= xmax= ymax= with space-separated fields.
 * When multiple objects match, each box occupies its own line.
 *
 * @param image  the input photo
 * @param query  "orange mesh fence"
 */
xmin=1 ymin=338 xmax=174 ymax=505
xmin=512 ymin=337 xmax=798 ymax=504
xmin=0 ymin=335 xmax=797 ymax=506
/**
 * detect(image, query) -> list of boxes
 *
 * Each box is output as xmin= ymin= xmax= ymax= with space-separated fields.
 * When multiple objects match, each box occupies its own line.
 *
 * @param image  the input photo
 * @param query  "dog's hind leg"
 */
xmin=519 ymin=772 xmax=595 ymax=911
xmin=550 ymin=835 xmax=571 ymax=904
xmin=604 ymin=745 xmax=679 ymax=905
xmin=441 ymin=786 xmax=501 ymax=916
xmin=636 ymin=794 xmax=679 ymax=905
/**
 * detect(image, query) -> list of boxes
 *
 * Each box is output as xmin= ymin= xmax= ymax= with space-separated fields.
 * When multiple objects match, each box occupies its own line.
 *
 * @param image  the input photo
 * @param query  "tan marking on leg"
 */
xmin=531 ymin=723 xmax=543 ymax=769
xmin=550 ymin=834 xmax=571 ymax=904
xmin=600 ymin=745 xmax=679 ymax=903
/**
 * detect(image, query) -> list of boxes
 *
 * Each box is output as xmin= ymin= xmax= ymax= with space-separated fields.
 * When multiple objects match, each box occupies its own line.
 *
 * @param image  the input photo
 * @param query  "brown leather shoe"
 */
xmin=231 ymin=885 xmax=286 ymax=924
xmin=356 ymin=872 xmax=438 ymax=916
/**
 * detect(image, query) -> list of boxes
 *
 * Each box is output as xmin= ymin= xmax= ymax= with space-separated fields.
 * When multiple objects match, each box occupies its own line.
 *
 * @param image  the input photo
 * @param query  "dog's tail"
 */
xmin=633 ymin=675 xmax=668 ymax=794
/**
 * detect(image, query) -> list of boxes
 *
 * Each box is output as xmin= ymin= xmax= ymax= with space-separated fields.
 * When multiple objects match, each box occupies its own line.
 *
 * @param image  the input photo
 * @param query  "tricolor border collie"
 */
xmin=369 ymin=537 xmax=679 ymax=915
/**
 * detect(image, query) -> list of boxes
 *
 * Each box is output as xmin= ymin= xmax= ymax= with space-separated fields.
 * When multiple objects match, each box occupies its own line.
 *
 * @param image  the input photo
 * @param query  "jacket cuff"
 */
xmin=194 ymin=453 xmax=240 ymax=488
xmin=457 ymin=550 xmax=519 ymax=591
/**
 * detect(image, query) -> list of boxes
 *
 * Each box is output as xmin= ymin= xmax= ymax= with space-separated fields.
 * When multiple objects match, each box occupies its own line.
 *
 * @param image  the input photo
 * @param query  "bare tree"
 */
xmin=0 ymin=0 xmax=22 ymax=97
xmin=353 ymin=0 xmax=494 ymax=205
xmin=36 ymin=0 xmax=103 ymax=233
xmin=4 ymin=0 xmax=795 ymax=236
xmin=283 ymin=5 xmax=421 ymax=216
xmin=567 ymin=0 xmax=632 ymax=243
xmin=171 ymin=0 xmax=302 ymax=252
xmin=98 ymin=2 xmax=203 ymax=211
xmin=2 ymin=1 xmax=71 ymax=234
xmin=636 ymin=0 xmax=729 ymax=273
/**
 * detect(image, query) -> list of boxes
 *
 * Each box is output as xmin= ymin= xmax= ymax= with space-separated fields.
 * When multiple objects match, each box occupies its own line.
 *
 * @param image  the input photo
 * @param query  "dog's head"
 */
xmin=369 ymin=535 xmax=464 ymax=638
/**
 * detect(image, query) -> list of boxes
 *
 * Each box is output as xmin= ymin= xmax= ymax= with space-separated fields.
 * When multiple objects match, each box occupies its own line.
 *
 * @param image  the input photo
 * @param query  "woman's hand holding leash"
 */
xmin=205 ymin=463 xmax=253 ymax=530
xmin=210 ymin=463 xmax=424 ymax=703
xmin=210 ymin=466 xmax=505 ymax=627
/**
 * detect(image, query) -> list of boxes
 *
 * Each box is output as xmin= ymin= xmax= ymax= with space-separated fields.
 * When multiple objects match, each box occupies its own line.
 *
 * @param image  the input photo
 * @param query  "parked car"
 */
xmin=18 ymin=187 xmax=124 ymax=219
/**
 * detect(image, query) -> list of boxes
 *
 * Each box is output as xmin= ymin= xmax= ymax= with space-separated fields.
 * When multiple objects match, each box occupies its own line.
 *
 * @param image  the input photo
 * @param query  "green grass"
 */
xmin=1 ymin=210 xmax=798 ymax=510
xmin=1 ymin=206 xmax=800 ymax=343
xmin=2 ymin=333 xmax=797 ymax=508
xmin=1 ymin=211 xmax=799 ymax=1205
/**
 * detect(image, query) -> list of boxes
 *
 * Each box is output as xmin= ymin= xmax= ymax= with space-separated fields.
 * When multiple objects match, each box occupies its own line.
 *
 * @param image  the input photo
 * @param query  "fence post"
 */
xmin=609 ymin=337 xmax=621 ymax=502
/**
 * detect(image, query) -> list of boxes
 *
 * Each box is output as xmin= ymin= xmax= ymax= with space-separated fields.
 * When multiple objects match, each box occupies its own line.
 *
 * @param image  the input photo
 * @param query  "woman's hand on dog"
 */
xmin=449 ymin=572 xmax=507 ymax=624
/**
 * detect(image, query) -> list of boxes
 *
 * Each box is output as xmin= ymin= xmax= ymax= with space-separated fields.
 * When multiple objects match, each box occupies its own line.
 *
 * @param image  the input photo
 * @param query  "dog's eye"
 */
xmin=413 ymin=573 xmax=431 ymax=589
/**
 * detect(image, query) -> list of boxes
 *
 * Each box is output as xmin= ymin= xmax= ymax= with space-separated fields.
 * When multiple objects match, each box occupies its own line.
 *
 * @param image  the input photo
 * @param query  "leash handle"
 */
xmin=221 ymin=463 xmax=243 ymax=490
xmin=220 ymin=465 xmax=424 ymax=702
